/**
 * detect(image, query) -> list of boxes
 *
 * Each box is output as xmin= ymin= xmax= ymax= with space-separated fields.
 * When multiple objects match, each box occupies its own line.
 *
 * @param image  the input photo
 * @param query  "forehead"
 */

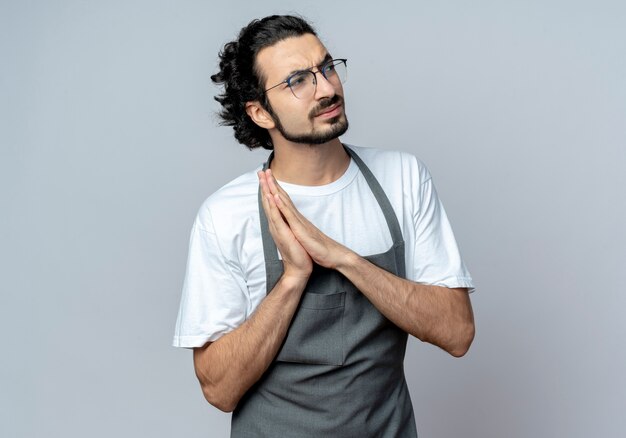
xmin=256 ymin=33 xmax=329 ymax=86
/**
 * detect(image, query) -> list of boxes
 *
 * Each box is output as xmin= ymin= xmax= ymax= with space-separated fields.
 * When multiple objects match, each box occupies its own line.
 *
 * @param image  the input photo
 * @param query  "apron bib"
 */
xmin=231 ymin=145 xmax=418 ymax=438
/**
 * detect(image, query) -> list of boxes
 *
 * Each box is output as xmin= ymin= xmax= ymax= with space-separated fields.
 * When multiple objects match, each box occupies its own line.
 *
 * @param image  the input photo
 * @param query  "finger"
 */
xmin=273 ymin=188 xmax=311 ymax=228
xmin=274 ymin=193 xmax=321 ymax=246
xmin=265 ymin=169 xmax=289 ymax=198
xmin=265 ymin=196 xmax=281 ymax=237
xmin=261 ymin=171 xmax=312 ymax=238
xmin=264 ymin=169 xmax=278 ymax=194
xmin=258 ymin=175 xmax=283 ymax=232
xmin=264 ymin=169 xmax=299 ymax=214
xmin=273 ymin=193 xmax=298 ymax=223
xmin=259 ymin=172 xmax=275 ymax=213
xmin=266 ymin=193 xmax=292 ymax=236
xmin=258 ymin=170 xmax=272 ymax=197
xmin=270 ymin=192 xmax=302 ymax=232
xmin=261 ymin=176 xmax=288 ymax=231
xmin=263 ymin=195 xmax=283 ymax=240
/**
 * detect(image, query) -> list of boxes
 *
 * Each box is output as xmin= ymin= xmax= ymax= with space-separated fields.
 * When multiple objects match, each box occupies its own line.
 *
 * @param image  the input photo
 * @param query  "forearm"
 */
xmin=258 ymin=169 xmax=474 ymax=356
xmin=193 ymin=274 xmax=308 ymax=411
xmin=336 ymin=251 xmax=474 ymax=357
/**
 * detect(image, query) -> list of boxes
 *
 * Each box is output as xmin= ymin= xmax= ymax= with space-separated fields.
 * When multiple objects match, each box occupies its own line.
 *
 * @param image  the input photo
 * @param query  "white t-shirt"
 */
xmin=172 ymin=145 xmax=474 ymax=348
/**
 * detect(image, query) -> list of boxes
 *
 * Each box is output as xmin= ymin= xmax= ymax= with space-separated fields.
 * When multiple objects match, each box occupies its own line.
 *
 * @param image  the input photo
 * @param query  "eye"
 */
xmin=323 ymin=62 xmax=337 ymax=75
xmin=289 ymin=72 xmax=309 ymax=88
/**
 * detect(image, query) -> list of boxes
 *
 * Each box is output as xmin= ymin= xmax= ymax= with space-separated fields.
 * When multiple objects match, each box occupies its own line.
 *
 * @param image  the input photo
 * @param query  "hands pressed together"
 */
xmin=257 ymin=169 xmax=353 ymax=279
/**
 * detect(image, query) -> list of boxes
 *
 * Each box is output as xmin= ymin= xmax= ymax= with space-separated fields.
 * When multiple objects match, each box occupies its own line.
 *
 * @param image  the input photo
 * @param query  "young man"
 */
xmin=173 ymin=15 xmax=475 ymax=437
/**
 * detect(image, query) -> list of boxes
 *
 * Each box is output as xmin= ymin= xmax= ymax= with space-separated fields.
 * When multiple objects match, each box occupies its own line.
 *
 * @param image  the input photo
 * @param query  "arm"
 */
xmin=335 ymin=252 xmax=474 ymax=357
xmin=260 ymin=169 xmax=475 ymax=357
xmin=193 ymin=172 xmax=313 ymax=412
xmin=193 ymin=273 xmax=308 ymax=412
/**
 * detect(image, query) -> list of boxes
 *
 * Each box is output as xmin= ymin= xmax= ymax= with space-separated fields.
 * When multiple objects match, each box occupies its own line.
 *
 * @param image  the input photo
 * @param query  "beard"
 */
xmin=267 ymin=95 xmax=349 ymax=145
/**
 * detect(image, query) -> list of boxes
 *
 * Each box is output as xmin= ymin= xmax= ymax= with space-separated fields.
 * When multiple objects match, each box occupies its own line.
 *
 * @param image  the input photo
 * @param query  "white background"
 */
xmin=2 ymin=1 xmax=625 ymax=437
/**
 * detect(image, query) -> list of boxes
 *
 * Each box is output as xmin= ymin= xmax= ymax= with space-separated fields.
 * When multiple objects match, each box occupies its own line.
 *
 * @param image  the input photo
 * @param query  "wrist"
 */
xmin=280 ymin=271 xmax=311 ymax=289
xmin=333 ymin=247 xmax=359 ymax=272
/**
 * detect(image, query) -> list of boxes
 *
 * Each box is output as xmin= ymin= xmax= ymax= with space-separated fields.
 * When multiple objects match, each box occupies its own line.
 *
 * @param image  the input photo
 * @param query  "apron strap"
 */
xmin=258 ymin=152 xmax=280 ymax=264
xmin=343 ymin=145 xmax=404 ymax=247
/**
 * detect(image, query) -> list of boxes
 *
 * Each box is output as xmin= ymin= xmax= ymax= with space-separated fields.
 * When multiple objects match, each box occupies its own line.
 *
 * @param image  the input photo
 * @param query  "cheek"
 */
xmin=278 ymin=101 xmax=314 ymax=126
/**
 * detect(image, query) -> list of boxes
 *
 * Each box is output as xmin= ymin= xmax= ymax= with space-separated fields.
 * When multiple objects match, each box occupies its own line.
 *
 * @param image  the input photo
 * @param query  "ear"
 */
xmin=245 ymin=101 xmax=276 ymax=130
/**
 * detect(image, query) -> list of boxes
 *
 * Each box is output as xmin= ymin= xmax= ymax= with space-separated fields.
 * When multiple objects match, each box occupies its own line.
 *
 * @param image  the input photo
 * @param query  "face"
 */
xmin=254 ymin=33 xmax=349 ymax=145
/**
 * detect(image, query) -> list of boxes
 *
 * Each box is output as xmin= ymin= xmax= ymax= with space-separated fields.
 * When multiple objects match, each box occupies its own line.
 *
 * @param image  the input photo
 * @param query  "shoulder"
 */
xmin=193 ymin=165 xmax=263 ymax=235
xmin=344 ymin=144 xmax=432 ymax=186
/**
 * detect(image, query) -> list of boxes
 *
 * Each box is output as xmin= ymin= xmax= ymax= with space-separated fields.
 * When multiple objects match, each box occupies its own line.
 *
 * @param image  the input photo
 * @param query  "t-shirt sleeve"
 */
xmin=172 ymin=210 xmax=249 ymax=348
xmin=410 ymin=163 xmax=475 ymax=292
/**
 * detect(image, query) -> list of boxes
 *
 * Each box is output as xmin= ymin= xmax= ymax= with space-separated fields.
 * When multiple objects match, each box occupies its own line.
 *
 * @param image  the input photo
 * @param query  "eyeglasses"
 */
xmin=264 ymin=58 xmax=348 ymax=99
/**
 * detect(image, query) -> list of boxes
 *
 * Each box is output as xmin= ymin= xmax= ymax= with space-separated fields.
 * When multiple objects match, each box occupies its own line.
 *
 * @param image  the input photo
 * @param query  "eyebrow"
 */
xmin=284 ymin=53 xmax=333 ymax=79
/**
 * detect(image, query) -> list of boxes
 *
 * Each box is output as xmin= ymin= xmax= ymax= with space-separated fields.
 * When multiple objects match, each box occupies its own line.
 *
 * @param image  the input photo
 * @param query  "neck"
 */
xmin=269 ymin=138 xmax=350 ymax=186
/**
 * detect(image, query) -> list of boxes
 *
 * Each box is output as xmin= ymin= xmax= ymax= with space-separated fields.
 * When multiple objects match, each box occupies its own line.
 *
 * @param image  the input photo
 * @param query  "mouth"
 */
xmin=315 ymin=102 xmax=343 ymax=119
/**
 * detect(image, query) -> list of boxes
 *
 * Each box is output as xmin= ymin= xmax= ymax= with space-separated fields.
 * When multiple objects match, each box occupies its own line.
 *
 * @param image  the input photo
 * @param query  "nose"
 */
xmin=313 ymin=70 xmax=337 ymax=100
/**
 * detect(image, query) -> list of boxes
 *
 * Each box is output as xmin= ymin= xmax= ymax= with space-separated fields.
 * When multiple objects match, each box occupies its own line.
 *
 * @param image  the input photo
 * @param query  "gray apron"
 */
xmin=231 ymin=145 xmax=417 ymax=438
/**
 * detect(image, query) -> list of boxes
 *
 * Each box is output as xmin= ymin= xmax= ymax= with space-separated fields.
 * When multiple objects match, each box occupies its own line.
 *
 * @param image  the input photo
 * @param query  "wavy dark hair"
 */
xmin=211 ymin=15 xmax=317 ymax=150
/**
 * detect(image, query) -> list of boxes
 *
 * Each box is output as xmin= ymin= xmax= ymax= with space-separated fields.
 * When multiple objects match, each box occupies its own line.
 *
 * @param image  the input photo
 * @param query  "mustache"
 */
xmin=309 ymin=95 xmax=343 ymax=119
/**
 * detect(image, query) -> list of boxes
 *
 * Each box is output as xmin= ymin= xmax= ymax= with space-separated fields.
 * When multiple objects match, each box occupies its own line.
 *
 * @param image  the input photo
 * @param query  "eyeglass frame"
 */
xmin=263 ymin=58 xmax=348 ymax=98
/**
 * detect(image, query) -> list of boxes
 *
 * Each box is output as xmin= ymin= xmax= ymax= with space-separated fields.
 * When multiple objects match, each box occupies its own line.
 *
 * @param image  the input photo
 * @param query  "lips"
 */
xmin=315 ymin=103 xmax=342 ymax=118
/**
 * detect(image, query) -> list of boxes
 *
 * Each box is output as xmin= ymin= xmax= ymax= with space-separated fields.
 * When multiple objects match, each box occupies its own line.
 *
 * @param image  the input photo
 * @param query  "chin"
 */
xmin=276 ymin=115 xmax=349 ymax=145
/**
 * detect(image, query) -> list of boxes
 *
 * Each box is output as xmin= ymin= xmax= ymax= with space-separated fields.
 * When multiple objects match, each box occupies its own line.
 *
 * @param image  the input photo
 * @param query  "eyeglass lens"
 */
xmin=288 ymin=60 xmax=347 ymax=99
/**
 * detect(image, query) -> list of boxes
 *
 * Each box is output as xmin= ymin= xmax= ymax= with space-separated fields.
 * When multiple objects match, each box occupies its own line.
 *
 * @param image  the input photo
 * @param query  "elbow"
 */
xmin=448 ymin=320 xmax=475 ymax=358
xmin=194 ymin=346 xmax=240 ymax=412
xmin=193 ymin=346 xmax=240 ymax=412
xmin=200 ymin=381 xmax=239 ymax=413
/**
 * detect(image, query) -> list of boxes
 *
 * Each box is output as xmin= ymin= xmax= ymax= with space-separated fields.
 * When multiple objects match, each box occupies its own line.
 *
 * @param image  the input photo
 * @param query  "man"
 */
xmin=173 ymin=15 xmax=475 ymax=437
